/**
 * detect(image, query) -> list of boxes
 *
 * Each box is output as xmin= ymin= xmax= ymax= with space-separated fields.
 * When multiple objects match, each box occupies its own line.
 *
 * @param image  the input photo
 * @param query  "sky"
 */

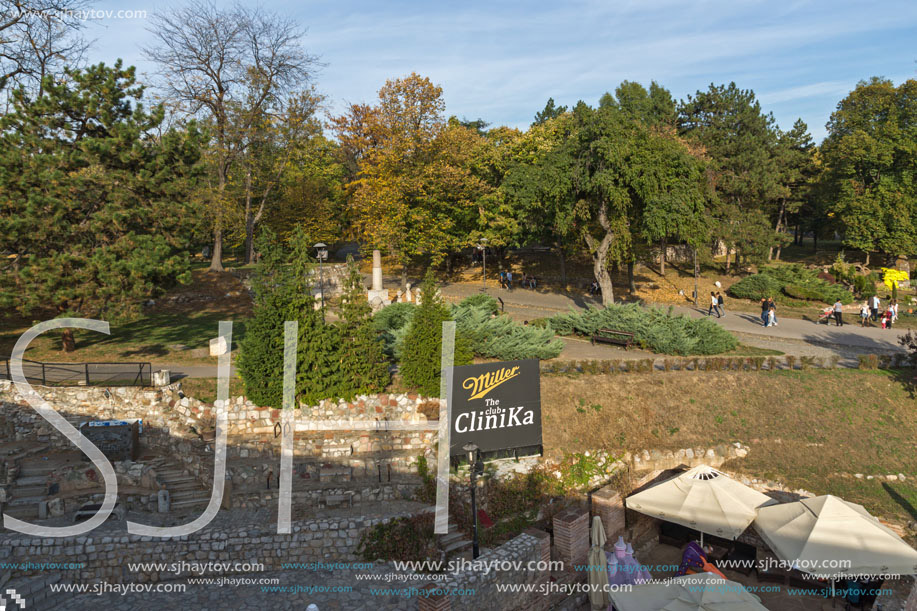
xmin=84 ymin=0 xmax=917 ymax=142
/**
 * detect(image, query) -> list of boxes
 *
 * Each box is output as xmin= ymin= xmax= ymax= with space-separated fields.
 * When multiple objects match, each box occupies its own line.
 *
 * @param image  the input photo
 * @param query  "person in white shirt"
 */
xmin=870 ymin=294 xmax=880 ymax=322
xmin=860 ymin=302 xmax=870 ymax=327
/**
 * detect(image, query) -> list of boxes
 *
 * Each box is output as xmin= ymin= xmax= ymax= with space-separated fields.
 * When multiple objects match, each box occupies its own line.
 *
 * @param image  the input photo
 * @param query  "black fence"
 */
xmin=0 ymin=357 xmax=152 ymax=387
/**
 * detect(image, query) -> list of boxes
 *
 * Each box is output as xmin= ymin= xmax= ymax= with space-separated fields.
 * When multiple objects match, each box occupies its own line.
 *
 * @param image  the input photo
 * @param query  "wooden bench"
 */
xmin=591 ymin=328 xmax=635 ymax=350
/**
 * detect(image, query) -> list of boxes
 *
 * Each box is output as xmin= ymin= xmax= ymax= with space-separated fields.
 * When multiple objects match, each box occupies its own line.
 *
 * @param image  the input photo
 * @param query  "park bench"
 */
xmin=590 ymin=328 xmax=635 ymax=350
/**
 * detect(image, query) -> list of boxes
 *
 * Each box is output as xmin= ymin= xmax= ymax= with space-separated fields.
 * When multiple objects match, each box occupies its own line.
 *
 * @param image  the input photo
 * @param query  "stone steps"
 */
xmin=7 ymin=572 xmax=66 ymax=611
xmin=170 ymin=496 xmax=211 ymax=510
xmin=3 ymin=504 xmax=38 ymax=520
xmin=437 ymin=522 xmax=473 ymax=559
xmin=8 ymin=494 xmax=45 ymax=506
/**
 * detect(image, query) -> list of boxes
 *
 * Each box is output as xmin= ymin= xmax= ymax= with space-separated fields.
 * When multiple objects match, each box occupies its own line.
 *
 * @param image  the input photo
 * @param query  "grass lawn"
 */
xmin=0 ymin=269 xmax=251 ymax=365
xmin=539 ymin=367 xmax=917 ymax=530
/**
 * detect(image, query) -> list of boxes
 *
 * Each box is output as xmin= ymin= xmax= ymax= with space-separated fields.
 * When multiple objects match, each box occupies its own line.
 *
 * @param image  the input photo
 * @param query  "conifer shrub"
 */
xmin=336 ymin=256 xmax=390 ymax=398
xmin=400 ymin=273 xmax=473 ymax=396
xmin=451 ymin=302 xmax=564 ymax=361
xmin=548 ymin=303 xmax=737 ymax=355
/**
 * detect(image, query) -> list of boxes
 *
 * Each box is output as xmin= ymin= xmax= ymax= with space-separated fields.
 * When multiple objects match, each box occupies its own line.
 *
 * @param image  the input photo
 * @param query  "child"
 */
xmin=860 ymin=302 xmax=870 ymax=327
xmin=767 ymin=306 xmax=776 ymax=328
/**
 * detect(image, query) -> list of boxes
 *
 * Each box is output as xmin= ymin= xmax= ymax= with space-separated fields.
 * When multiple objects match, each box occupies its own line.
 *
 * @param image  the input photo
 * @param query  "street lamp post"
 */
xmin=693 ymin=246 xmax=698 ymax=307
xmin=479 ymin=238 xmax=488 ymax=289
xmin=463 ymin=441 xmax=482 ymax=559
xmin=313 ymin=243 xmax=328 ymax=322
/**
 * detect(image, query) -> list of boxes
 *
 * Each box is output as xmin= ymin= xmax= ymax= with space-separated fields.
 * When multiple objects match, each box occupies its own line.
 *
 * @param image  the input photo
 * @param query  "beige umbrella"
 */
xmin=588 ymin=516 xmax=610 ymax=610
xmin=754 ymin=494 xmax=917 ymax=578
xmin=608 ymin=572 xmax=767 ymax=610
xmin=625 ymin=465 xmax=774 ymax=544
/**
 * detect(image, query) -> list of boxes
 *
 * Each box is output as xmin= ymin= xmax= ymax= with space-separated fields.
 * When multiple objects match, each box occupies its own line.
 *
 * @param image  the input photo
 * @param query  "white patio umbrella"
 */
xmin=625 ymin=465 xmax=774 ymax=545
xmin=754 ymin=495 xmax=917 ymax=578
xmin=588 ymin=516 xmax=611 ymax=610
xmin=608 ymin=572 xmax=767 ymax=610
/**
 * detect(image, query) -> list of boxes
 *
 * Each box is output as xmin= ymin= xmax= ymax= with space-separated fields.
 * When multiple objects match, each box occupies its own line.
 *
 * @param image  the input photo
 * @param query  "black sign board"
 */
xmin=79 ymin=421 xmax=140 ymax=461
xmin=449 ymin=359 xmax=542 ymax=461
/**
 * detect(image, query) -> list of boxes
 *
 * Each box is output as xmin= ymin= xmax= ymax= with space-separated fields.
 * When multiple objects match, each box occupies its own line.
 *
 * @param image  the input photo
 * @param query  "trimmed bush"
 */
xmin=548 ymin=303 xmax=738 ymax=355
xmin=730 ymin=264 xmax=854 ymax=304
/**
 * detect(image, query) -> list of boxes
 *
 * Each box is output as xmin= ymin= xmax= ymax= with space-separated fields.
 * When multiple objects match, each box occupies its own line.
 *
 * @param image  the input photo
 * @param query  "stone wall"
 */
xmin=0 ymin=381 xmax=439 ymax=496
xmin=0 ymin=511 xmax=419 ymax=583
xmin=419 ymin=529 xmax=553 ymax=611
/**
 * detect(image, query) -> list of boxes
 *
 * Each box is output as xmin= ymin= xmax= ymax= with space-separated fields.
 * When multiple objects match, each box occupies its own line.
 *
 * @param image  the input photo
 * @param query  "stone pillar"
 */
xmin=417 ymin=582 xmax=450 ymax=611
xmin=553 ymin=507 xmax=589 ymax=569
xmin=157 ymin=489 xmax=170 ymax=513
xmin=591 ymin=485 xmax=626 ymax=541
xmin=372 ymin=250 xmax=383 ymax=291
xmin=367 ymin=249 xmax=390 ymax=308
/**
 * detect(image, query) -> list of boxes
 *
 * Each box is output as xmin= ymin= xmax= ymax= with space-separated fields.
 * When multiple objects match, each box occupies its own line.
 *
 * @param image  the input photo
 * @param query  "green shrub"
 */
xmin=784 ymin=282 xmax=854 ymax=304
xmin=548 ymin=303 xmax=737 ymax=355
xmin=458 ymin=293 xmax=500 ymax=314
xmin=372 ymin=302 xmax=416 ymax=356
xmin=452 ymin=303 xmax=564 ymax=361
xmin=400 ymin=274 xmax=473 ymax=396
xmin=727 ymin=274 xmax=784 ymax=301
xmin=357 ymin=513 xmax=437 ymax=562
xmin=858 ymin=354 xmax=879 ymax=369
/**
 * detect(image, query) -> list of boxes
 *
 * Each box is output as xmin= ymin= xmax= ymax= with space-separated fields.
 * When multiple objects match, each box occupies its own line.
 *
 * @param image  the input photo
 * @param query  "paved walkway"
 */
xmin=154 ymin=279 xmax=907 ymax=379
xmin=438 ymin=280 xmax=909 ymax=355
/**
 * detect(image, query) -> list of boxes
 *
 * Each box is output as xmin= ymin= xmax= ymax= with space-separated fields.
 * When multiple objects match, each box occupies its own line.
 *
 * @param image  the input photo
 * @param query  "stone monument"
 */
xmin=366 ymin=249 xmax=390 ymax=310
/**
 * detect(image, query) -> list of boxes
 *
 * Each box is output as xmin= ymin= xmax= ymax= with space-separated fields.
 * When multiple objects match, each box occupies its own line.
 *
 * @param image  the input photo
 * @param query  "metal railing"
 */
xmin=0 ymin=357 xmax=151 ymax=387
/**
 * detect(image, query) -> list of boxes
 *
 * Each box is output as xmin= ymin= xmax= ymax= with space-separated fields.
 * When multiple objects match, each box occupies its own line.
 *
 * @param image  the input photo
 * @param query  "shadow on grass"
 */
xmin=881 ymin=482 xmax=917 ymax=523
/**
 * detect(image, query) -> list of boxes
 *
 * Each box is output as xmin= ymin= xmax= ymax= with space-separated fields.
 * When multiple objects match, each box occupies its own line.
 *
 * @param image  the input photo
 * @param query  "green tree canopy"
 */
xmin=0 ymin=61 xmax=204 ymax=351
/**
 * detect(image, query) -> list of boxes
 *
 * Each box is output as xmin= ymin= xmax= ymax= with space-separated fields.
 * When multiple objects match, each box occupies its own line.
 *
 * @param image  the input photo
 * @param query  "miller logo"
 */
xmin=462 ymin=366 xmax=520 ymax=400
xmin=0 ymin=587 xmax=25 ymax=610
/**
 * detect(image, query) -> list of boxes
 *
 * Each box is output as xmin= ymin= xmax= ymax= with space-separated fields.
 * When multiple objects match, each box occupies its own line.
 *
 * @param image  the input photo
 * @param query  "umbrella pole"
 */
xmin=700 ymin=531 xmax=704 ymax=547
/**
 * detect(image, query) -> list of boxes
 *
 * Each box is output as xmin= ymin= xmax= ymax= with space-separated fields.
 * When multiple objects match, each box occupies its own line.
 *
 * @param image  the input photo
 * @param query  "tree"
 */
xmin=772 ymin=119 xmax=818 ymax=260
xmin=0 ymin=62 xmax=203 ymax=351
xmin=0 ymin=0 xmax=88 ymax=97
xmin=336 ymin=256 xmax=390 ymax=396
xmin=678 ymin=83 xmax=782 ymax=270
xmin=533 ymin=97 xmax=567 ymax=125
xmin=821 ymin=78 xmax=917 ymax=265
xmin=400 ymin=273 xmax=471 ymax=397
xmin=237 ymin=227 xmax=292 ymax=407
xmin=145 ymin=0 xmax=317 ymax=272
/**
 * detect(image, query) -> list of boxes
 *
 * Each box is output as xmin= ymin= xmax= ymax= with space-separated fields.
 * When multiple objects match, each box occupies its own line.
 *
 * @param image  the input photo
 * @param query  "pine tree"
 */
xmin=286 ymin=227 xmax=344 ymax=406
xmin=237 ymin=228 xmax=289 ymax=408
xmin=336 ymin=256 xmax=390 ymax=397
xmin=238 ymin=226 xmax=343 ymax=407
xmin=0 ymin=61 xmax=203 ymax=351
xmin=400 ymin=272 xmax=472 ymax=396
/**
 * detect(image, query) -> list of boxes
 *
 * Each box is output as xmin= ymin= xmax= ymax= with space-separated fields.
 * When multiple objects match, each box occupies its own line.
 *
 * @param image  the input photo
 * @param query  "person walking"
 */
xmin=707 ymin=292 xmax=720 ymax=318
xmin=506 ymin=269 xmax=513 ymax=290
xmin=833 ymin=299 xmax=844 ymax=326
xmin=860 ymin=302 xmax=870 ymax=327
xmin=891 ymin=299 xmax=899 ymax=324
xmin=766 ymin=306 xmax=777 ymax=328
xmin=716 ymin=292 xmax=725 ymax=317
xmin=870 ymin=294 xmax=880 ymax=322
xmin=499 ymin=270 xmax=506 ymax=289
xmin=760 ymin=298 xmax=769 ymax=326
xmin=767 ymin=297 xmax=778 ymax=326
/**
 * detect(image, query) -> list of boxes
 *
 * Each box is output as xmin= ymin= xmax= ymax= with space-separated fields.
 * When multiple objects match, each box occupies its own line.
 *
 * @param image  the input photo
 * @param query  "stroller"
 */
xmin=817 ymin=306 xmax=834 ymax=324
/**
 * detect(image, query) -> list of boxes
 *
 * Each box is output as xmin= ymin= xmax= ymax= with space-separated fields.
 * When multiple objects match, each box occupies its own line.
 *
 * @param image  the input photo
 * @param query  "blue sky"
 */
xmin=85 ymin=0 xmax=917 ymax=141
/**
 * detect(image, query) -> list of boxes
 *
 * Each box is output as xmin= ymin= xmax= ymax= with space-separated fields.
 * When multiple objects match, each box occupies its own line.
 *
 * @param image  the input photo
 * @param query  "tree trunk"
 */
xmin=401 ymin=266 xmax=408 ymax=291
xmin=769 ymin=198 xmax=786 ymax=261
xmin=209 ymin=170 xmax=226 ymax=272
xmin=813 ymin=233 xmax=818 ymax=252
xmin=794 ymin=225 xmax=799 ymax=245
xmin=61 ymin=328 xmax=76 ymax=353
xmin=627 ymin=259 xmax=636 ymax=293
xmin=724 ymin=248 xmax=731 ymax=273
xmin=659 ymin=238 xmax=666 ymax=275
xmin=863 ymin=251 xmax=869 ymax=267
xmin=556 ymin=243 xmax=567 ymax=288
xmin=243 ymin=168 xmax=254 ymax=265
xmin=583 ymin=203 xmax=615 ymax=306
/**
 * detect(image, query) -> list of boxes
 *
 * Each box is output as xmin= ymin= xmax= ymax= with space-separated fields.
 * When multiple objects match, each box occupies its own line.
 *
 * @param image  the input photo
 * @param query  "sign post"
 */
xmin=449 ymin=359 xmax=542 ymax=462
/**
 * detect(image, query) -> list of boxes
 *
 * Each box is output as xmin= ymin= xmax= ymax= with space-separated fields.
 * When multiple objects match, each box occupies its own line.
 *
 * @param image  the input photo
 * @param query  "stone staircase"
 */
xmin=437 ymin=521 xmax=473 ymax=560
xmin=4 ymin=571 xmax=69 ymax=611
xmin=149 ymin=457 xmax=210 ymax=512
xmin=4 ymin=458 xmax=56 ymax=521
